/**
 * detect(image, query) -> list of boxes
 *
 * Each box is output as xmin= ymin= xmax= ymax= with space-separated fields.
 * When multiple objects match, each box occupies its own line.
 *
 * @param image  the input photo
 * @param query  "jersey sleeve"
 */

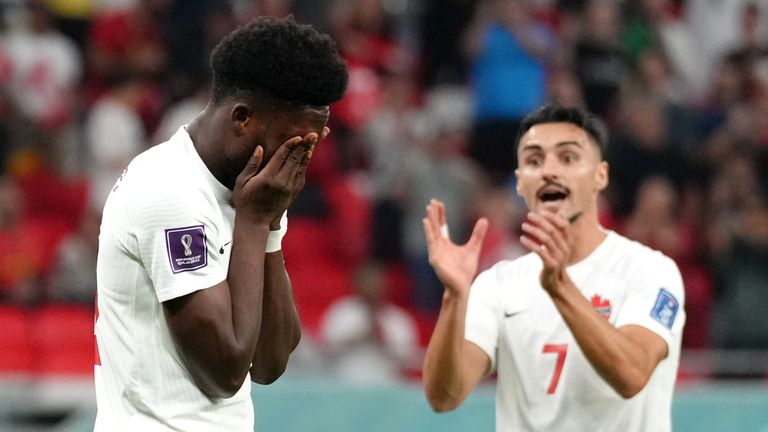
xmin=134 ymin=188 xmax=229 ymax=303
xmin=465 ymin=267 xmax=502 ymax=370
xmin=613 ymin=254 xmax=686 ymax=349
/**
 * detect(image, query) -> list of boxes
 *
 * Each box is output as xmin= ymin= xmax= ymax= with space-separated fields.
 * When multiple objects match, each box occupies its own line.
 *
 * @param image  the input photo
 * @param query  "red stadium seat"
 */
xmin=0 ymin=305 xmax=33 ymax=373
xmin=29 ymin=304 xmax=94 ymax=376
xmin=283 ymin=218 xmax=353 ymax=335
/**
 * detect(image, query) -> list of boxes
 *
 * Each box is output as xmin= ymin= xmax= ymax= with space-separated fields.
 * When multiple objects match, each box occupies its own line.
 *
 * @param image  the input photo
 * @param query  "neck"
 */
xmin=186 ymin=107 xmax=235 ymax=189
xmin=566 ymin=207 xmax=607 ymax=265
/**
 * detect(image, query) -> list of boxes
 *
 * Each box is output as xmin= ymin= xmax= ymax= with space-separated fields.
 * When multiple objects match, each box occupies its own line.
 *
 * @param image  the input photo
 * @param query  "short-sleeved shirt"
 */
xmin=94 ymin=126 xmax=253 ymax=431
xmin=466 ymin=230 xmax=685 ymax=432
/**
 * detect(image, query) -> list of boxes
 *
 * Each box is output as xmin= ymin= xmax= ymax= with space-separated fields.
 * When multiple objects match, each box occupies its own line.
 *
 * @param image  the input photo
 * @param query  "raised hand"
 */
xmin=233 ymin=130 xmax=322 ymax=225
xmin=519 ymin=211 xmax=572 ymax=295
xmin=422 ymin=199 xmax=488 ymax=296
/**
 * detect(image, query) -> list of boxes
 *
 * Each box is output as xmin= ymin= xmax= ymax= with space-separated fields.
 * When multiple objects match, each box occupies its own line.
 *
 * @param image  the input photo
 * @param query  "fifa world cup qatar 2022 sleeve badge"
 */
xmin=165 ymin=225 xmax=208 ymax=273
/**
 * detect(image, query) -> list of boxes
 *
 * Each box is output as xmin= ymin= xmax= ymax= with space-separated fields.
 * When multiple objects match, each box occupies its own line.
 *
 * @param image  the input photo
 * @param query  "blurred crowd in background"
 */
xmin=0 ymin=0 xmax=767 ymax=384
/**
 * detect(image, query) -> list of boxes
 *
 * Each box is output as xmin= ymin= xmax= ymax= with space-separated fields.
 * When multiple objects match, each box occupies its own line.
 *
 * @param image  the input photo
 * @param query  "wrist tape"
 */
xmin=266 ymin=211 xmax=288 ymax=253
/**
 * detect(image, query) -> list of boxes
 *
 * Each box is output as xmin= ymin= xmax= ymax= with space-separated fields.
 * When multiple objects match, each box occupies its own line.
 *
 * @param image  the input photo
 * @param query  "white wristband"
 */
xmin=266 ymin=211 xmax=288 ymax=253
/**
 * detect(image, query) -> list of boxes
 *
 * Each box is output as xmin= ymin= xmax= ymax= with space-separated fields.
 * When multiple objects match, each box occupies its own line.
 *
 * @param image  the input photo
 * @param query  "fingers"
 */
xmin=424 ymin=199 xmax=446 ymax=240
xmin=319 ymin=127 xmax=330 ymax=143
xmin=423 ymin=199 xmax=450 ymax=257
xmin=270 ymin=129 xmax=326 ymax=174
xmin=262 ymin=136 xmax=303 ymax=177
xmin=440 ymin=224 xmax=450 ymax=239
xmin=266 ymin=134 xmax=319 ymax=188
xmin=436 ymin=199 xmax=447 ymax=228
xmin=424 ymin=200 xmax=440 ymax=241
xmin=467 ymin=217 xmax=489 ymax=251
xmin=298 ymin=132 xmax=319 ymax=166
xmin=422 ymin=217 xmax=436 ymax=251
xmin=303 ymin=127 xmax=329 ymax=163
xmin=423 ymin=201 xmax=446 ymax=265
xmin=520 ymin=212 xmax=570 ymax=266
xmin=424 ymin=198 xmax=488 ymax=252
xmin=520 ymin=234 xmax=557 ymax=268
xmin=236 ymin=145 xmax=264 ymax=185
xmin=435 ymin=201 xmax=450 ymax=239
xmin=522 ymin=215 xmax=568 ymax=254
xmin=288 ymin=133 xmax=319 ymax=196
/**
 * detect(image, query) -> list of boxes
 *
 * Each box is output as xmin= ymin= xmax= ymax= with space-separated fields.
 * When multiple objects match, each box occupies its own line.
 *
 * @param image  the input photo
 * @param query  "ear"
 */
xmin=514 ymin=168 xmax=522 ymax=195
xmin=230 ymin=103 xmax=253 ymax=137
xmin=513 ymin=169 xmax=534 ymax=210
xmin=595 ymin=161 xmax=609 ymax=192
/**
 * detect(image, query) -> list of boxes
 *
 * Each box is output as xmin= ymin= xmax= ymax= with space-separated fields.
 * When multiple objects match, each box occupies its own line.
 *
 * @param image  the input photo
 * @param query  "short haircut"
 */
xmin=210 ymin=16 xmax=348 ymax=109
xmin=516 ymin=104 xmax=608 ymax=160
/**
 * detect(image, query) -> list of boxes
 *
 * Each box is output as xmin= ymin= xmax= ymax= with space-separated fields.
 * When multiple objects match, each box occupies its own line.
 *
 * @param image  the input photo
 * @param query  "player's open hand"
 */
xmin=234 ymin=130 xmax=325 ymax=225
xmin=422 ymin=199 xmax=488 ymax=296
xmin=520 ymin=211 xmax=572 ymax=295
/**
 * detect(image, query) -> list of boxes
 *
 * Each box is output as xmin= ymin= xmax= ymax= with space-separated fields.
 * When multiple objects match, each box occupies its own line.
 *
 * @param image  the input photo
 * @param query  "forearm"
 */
xmin=423 ymin=291 xmax=473 ymax=412
xmin=551 ymin=281 xmax=657 ymax=398
xmin=224 ymin=215 xmax=271 ymax=373
xmin=249 ymin=250 xmax=301 ymax=384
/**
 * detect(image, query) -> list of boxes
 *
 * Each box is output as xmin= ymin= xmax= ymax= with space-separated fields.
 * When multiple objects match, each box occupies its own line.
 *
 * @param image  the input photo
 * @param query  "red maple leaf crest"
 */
xmin=591 ymin=294 xmax=611 ymax=320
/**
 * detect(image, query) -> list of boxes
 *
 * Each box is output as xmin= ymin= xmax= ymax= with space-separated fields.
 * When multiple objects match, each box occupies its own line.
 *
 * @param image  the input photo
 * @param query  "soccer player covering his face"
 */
xmin=93 ymin=17 xmax=348 ymax=431
xmin=422 ymin=104 xmax=685 ymax=432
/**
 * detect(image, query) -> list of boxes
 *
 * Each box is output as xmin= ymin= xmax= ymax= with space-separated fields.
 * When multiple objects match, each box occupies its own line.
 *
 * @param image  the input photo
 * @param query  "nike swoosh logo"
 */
xmin=504 ymin=310 xmax=523 ymax=318
xmin=219 ymin=240 xmax=232 ymax=254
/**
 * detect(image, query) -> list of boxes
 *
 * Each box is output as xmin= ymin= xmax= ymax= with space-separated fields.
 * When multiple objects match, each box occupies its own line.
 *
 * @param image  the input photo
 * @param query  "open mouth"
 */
xmin=539 ymin=191 xmax=568 ymax=202
xmin=537 ymin=184 xmax=569 ymax=202
xmin=536 ymin=183 xmax=570 ymax=212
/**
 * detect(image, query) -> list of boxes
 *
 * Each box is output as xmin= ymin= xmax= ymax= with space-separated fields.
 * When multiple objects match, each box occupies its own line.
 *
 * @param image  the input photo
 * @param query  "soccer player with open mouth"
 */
xmin=421 ymin=104 xmax=685 ymax=432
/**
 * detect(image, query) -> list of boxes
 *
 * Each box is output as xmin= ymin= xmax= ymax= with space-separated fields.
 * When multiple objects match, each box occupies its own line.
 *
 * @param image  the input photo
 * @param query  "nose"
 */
xmin=540 ymin=154 xmax=561 ymax=179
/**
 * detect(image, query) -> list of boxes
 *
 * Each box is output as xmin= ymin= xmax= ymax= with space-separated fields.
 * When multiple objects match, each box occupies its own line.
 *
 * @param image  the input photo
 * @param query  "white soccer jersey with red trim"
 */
xmin=466 ymin=230 xmax=685 ymax=432
xmin=94 ymin=126 xmax=253 ymax=431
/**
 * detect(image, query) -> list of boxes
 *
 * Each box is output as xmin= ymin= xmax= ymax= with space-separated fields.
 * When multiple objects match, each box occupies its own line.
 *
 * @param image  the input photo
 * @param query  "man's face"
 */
xmin=223 ymin=105 xmax=330 ymax=187
xmin=515 ymin=122 xmax=608 ymax=218
xmin=258 ymin=106 xmax=330 ymax=164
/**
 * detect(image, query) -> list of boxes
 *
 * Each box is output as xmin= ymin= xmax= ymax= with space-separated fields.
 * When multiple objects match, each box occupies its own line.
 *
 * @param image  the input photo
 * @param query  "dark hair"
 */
xmin=516 ymin=104 xmax=608 ymax=159
xmin=210 ymin=16 xmax=348 ymax=109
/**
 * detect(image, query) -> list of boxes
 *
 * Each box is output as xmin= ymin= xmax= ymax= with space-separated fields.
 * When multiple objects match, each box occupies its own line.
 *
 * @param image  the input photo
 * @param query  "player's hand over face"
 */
xmin=422 ymin=199 xmax=488 ymax=296
xmin=233 ymin=129 xmax=327 ymax=225
xmin=519 ymin=211 xmax=572 ymax=295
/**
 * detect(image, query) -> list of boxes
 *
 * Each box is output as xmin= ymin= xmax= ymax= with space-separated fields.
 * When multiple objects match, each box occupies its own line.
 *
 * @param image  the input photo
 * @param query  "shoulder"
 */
xmin=610 ymin=232 xmax=681 ymax=274
xmin=122 ymin=142 xmax=182 ymax=191
xmin=107 ymin=141 xmax=211 ymax=224
xmin=131 ymin=129 xmax=198 ymax=185
xmin=607 ymin=232 xmax=684 ymax=300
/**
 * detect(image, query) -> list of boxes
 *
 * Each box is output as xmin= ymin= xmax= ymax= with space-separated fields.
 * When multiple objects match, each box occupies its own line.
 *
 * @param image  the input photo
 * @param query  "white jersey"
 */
xmin=94 ymin=126 xmax=254 ymax=431
xmin=466 ymin=231 xmax=685 ymax=432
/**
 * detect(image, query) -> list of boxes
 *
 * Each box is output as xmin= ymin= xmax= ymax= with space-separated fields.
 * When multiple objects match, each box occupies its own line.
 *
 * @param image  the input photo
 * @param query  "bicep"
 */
xmin=463 ymin=340 xmax=493 ymax=386
xmin=614 ymin=256 xmax=684 ymax=371
xmin=463 ymin=270 xmax=500 ymax=386
xmin=162 ymin=281 xmax=232 ymax=353
xmin=162 ymin=281 xmax=235 ymax=391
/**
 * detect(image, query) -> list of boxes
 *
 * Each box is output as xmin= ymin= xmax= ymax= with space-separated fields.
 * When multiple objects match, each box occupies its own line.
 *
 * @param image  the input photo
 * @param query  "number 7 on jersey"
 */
xmin=542 ymin=344 xmax=568 ymax=394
